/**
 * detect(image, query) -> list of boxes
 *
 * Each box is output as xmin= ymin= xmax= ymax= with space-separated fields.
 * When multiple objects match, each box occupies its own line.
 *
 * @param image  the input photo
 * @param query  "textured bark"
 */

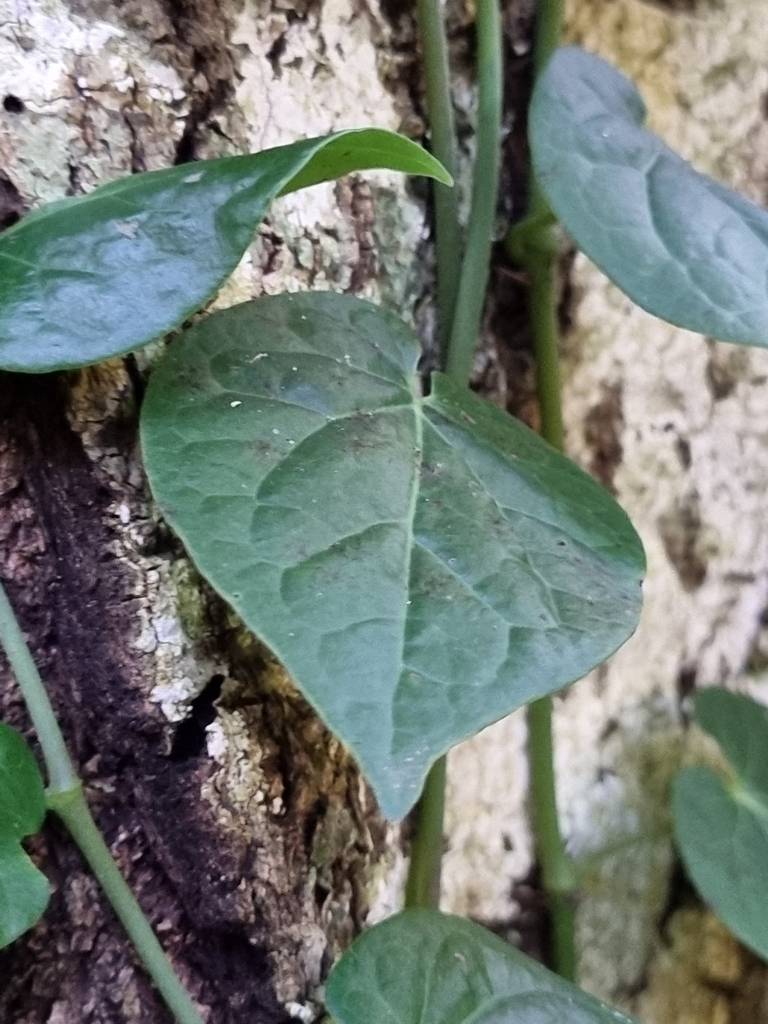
xmin=5 ymin=1 xmax=767 ymax=1022
xmin=444 ymin=3 xmax=768 ymax=1023
xmin=0 ymin=0 xmax=427 ymax=1020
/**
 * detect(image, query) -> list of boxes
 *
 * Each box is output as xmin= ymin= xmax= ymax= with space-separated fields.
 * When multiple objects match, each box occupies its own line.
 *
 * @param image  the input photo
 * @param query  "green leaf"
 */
xmin=325 ymin=909 xmax=639 ymax=1024
xmin=141 ymin=291 xmax=644 ymax=819
xmin=529 ymin=46 xmax=768 ymax=347
xmin=0 ymin=129 xmax=450 ymax=373
xmin=464 ymin=994 xmax=618 ymax=1024
xmin=0 ymin=721 xmax=49 ymax=948
xmin=673 ymin=688 xmax=768 ymax=960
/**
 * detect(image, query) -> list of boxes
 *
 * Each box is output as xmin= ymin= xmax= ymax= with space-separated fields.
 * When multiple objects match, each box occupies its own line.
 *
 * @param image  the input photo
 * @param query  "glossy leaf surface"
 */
xmin=0 ymin=129 xmax=449 ymax=373
xmin=673 ymin=688 xmax=768 ymax=960
xmin=530 ymin=46 xmax=768 ymax=347
xmin=325 ymin=910 xmax=639 ymax=1024
xmin=0 ymin=722 xmax=49 ymax=948
xmin=141 ymin=291 xmax=644 ymax=819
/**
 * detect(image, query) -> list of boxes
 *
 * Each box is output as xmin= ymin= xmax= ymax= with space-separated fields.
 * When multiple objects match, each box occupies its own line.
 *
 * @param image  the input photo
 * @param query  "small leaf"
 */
xmin=141 ymin=291 xmax=644 ymax=819
xmin=325 ymin=910 xmax=639 ymax=1024
xmin=0 ymin=129 xmax=449 ymax=373
xmin=0 ymin=722 xmax=49 ymax=948
xmin=530 ymin=46 xmax=768 ymax=347
xmin=673 ymin=688 xmax=768 ymax=960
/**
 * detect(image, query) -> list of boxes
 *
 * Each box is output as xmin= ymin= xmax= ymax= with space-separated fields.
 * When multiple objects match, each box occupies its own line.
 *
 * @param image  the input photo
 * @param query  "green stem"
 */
xmin=406 ymin=0 xmax=460 ymax=910
xmin=532 ymin=0 xmax=565 ymax=77
xmin=529 ymin=248 xmax=564 ymax=449
xmin=444 ymin=0 xmax=504 ymax=382
xmin=0 ymin=579 xmax=79 ymax=795
xmin=416 ymin=0 xmax=462 ymax=351
xmin=516 ymin=0 xmax=575 ymax=982
xmin=404 ymin=756 xmax=446 ymax=908
xmin=49 ymin=789 xmax=205 ymax=1024
xmin=0 ymin=577 xmax=205 ymax=1024
xmin=406 ymin=0 xmax=503 ymax=911
xmin=526 ymin=697 xmax=576 ymax=981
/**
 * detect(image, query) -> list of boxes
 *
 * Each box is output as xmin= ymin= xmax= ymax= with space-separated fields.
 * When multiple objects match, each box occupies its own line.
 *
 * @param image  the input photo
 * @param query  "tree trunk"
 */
xmin=0 ymin=1 xmax=426 ymax=1020
xmin=4 ymin=1 xmax=768 ymax=1023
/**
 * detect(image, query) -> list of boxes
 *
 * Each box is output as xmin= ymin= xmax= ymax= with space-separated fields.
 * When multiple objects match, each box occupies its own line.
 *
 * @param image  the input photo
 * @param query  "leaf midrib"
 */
xmin=182 ymin=375 xmax=632 ymax=598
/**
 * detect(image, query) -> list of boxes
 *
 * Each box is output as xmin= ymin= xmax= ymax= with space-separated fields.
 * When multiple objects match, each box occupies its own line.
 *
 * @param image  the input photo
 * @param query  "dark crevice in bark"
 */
xmin=170 ymin=674 xmax=225 ymax=761
xmin=2 ymin=94 xmax=25 ymax=114
xmin=483 ymin=864 xmax=549 ymax=967
xmin=0 ymin=168 xmax=26 ymax=229
xmin=124 ymin=81 xmax=149 ymax=174
xmin=158 ymin=0 xmax=239 ymax=164
xmin=0 ymin=373 xmax=291 ymax=1024
xmin=484 ymin=11 xmax=538 ymax=421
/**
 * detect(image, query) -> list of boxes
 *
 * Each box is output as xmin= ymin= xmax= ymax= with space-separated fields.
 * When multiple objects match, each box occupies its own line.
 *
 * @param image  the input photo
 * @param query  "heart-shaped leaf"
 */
xmin=673 ymin=688 xmax=768 ymax=960
xmin=141 ymin=291 xmax=644 ymax=819
xmin=0 ymin=721 xmax=49 ymax=948
xmin=530 ymin=46 xmax=768 ymax=347
xmin=325 ymin=909 xmax=639 ymax=1024
xmin=0 ymin=129 xmax=449 ymax=373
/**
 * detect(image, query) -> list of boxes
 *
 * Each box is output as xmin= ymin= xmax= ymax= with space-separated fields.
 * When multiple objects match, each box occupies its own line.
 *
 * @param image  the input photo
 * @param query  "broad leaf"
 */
xmin=673 ymin=688 xmax=768 ymax=960
xmin=325 ymin=910 xmax=639 ymax=1024
xmin=530 ymin=46 xmax=768 ymax=347
xmin=0 ymin=722 xmax=49 ymax=948
xmin=141 ymin=291 xmax=644 ymax=819
xmin=0 ymin=129 xmax=449 ymax=373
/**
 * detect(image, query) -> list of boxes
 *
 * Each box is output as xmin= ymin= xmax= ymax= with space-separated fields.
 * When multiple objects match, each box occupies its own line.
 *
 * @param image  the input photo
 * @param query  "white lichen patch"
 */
xmin=443 ymin=710 xmax=531 ymax=921
xmin=201 ymin=688 xmax=269 ymax=822
xmin=366 ymin=822 xmax=409 ymax=924
xmin=224 ymin=0 xmax=426 ymax=311
xmin=233 ymin=0 xmax=395 ymax=147
xmin=66 ymin=370 xmax=225 ymax=729
xmin=0 ymin=0 xmax=188 ymax=201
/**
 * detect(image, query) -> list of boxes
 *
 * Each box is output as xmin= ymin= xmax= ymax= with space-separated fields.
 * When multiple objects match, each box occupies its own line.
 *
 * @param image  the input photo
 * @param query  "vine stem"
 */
xmin=527 ymin=696 xmax=575 ymax=981
xmin=0 ymin=582 xmax=79 ymax=796
xmin=0 ymin=578 xmax=206 ymax=1024
xmin=444 ymin=0 xmax=504 ymax=383
xmin=515 ymin=0 xmax=577 ymax=982
xmin=404 ymin=756 xmax=446 ymax=908
xmin=416 ymin=0 xmax=462 ymax=351
xmin=532 ymin=0 xmax=565 ymax=80
xmin=406 ymin=0 xmax=503 ymax=909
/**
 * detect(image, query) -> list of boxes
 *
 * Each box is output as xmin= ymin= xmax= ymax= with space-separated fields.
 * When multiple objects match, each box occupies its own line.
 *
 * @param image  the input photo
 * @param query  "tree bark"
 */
xmin=5 ymin=1 xmax=768 ymax=1023
xmin=0 ymin=1 xmax=427 ymax=1020
xmin=444 ymin=3 xmax=768 ymax=1022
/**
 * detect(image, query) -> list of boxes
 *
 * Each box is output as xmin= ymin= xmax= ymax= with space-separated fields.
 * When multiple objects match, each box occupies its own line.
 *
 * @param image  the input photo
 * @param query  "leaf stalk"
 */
xmin=0 ymin=580 xmax=79 ymax=795
xmin=515 ymin=0 xmax=576 ymax=983
xmin=416 ymin=0 xmax=462 ymax=351
xmin=404 ymin=756 xmax=447 ymax=908
xmin=526 ymin=695 xmax=576 ymax=980
xmin=444 ymin=0 xmax=504 ymax=382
